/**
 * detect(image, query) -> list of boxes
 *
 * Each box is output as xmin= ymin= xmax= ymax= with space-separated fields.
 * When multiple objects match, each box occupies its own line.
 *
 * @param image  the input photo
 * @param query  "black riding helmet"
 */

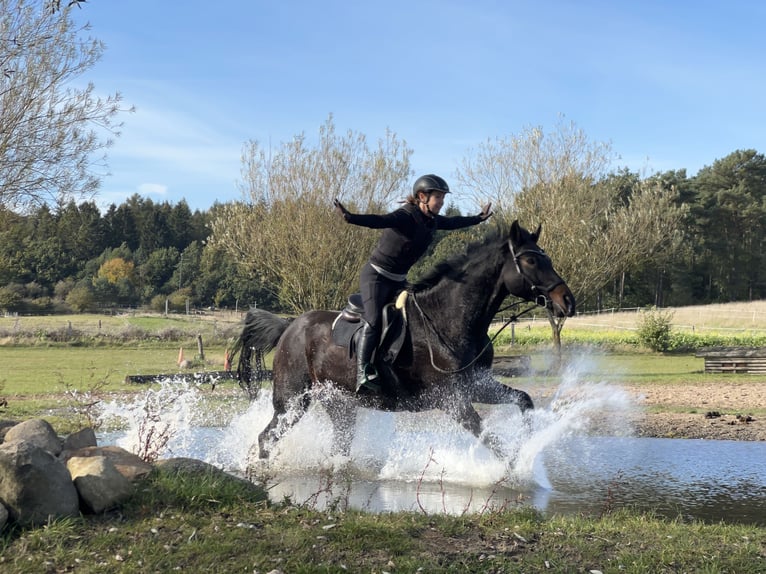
xmin=413 ymin=174 xmax=450 ymax=196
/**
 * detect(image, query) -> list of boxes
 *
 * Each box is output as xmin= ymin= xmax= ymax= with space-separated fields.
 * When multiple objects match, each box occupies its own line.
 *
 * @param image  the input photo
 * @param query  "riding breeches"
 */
xmin=360 ymin=262 xmax=405 ymax=331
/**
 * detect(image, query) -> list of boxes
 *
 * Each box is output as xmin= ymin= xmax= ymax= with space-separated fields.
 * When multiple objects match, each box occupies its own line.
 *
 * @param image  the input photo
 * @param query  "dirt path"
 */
xmin=623 ymin=380 xmax=766 ymax=441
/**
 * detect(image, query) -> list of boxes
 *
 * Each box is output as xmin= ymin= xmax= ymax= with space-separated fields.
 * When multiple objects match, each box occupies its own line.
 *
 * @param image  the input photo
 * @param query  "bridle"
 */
xmin=508 ymin=240 xmax=565 ymax=309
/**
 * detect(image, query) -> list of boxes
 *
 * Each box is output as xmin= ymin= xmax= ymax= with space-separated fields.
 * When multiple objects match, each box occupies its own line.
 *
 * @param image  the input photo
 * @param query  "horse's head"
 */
xmin=503 ymin=220 xmax=575 ymax=318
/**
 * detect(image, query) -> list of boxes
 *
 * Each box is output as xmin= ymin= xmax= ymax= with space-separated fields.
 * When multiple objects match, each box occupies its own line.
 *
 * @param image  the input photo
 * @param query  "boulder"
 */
xmin=0 ymin=420 xmax=17 ymax=442
xmin=0 ymin=440 xmax=79 ymax=526
xmin=61 ymin=445 xmax=153 ymax=482
xmin=4 ymin=419 xmax=62 ymax=455
xmin=67 ymin=455 xmax=134 ymax=514
xmin=62 ymin=427 xmax=98 ymax=451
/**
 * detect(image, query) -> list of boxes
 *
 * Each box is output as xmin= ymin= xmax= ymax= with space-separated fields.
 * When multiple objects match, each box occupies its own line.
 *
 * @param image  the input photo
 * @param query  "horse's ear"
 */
xmin=531 ymin=224 xmax=542 ymax=243
xmin=510 ymin=220 xmax=521 ymax=244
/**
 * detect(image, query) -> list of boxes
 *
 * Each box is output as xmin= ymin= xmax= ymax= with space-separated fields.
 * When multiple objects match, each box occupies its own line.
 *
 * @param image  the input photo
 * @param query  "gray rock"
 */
xmin=0 ymin=440 xmax=79 ymax=526
xmin=61 ymin=445 xmax=153 ymax=482
xmin=62 ymin=427 xmax=98 ymax=451
xmin=67 ymin=455 xmax=134 ymax=514
xmin=4 ymin=419 xmax=62 ymax=455
xmin=0 ymin=420 xmax=17 ymax=443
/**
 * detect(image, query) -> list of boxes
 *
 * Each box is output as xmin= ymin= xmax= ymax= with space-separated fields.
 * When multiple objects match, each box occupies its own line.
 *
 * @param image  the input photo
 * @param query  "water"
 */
xmin=97 ymin=370 xmax=766 ymax=525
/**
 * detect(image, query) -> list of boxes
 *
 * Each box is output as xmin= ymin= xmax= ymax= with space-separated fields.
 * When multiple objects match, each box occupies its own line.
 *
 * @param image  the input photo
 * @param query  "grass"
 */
xmin=1 ymin=469 xmax=764 ymax=573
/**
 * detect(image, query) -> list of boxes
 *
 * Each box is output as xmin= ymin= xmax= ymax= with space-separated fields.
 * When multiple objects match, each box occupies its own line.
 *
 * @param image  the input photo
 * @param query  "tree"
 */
xmin=97 ymin=257 xmax=135 ymax=285
xmin=0 ymin=0 xmax=129 ymax=211
xmin=209 ymin=116 xmax=412 ymax=312
xmin=456 ymin=120 xmax=685 ymax=347
xmin=687 ymin=150 xmax=766 ymax=301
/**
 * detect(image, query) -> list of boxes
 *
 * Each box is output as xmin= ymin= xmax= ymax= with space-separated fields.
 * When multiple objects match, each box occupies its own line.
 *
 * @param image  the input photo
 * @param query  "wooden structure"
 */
xmin=125 ymin=371 xmax=239 ymax=385
xmin=126 ymin=355 xmax=527 ymax=384
xmin=696 ymin=348 xmax=766 ymax=374
xmin=491 ymin=355 xmax=531 ymax=377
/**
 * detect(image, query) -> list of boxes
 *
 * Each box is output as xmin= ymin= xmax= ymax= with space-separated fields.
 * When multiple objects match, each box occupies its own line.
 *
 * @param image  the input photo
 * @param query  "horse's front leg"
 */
xmin=470 ymin=370 xmax=534 ymax=413
xmin=448 ymin=397 xmax=510 ymax=461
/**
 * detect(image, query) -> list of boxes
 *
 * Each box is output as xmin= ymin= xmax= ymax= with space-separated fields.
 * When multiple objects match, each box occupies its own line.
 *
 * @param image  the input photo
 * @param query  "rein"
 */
xmin=411 ymin=293 xmax=541 ymax=375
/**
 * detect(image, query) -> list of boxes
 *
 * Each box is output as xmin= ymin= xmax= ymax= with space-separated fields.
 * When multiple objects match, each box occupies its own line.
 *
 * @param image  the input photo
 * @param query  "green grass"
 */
xmin=2 ymin=470 xmax=764 ymax=573
xmin=0 ymin=346 xmax=232 ymax=395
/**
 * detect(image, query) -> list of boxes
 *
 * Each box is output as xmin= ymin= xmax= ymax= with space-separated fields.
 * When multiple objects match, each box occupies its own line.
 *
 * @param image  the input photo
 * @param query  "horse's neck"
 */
xmin=415 ymin=260 xmax=507 ymax=342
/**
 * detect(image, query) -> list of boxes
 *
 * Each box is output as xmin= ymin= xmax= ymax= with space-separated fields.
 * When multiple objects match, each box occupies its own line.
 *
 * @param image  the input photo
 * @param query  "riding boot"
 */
xmin=355 ymin=323 xmax=380 ymax=393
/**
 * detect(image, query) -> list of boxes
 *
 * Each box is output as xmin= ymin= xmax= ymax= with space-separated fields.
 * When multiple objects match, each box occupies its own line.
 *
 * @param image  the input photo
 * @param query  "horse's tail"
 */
xmin=230 ymin=308 xmax=293 ymax=399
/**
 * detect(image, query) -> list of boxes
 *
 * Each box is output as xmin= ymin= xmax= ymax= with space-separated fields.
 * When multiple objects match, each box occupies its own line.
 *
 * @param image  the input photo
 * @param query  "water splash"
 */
xmin=98 ymin=361 xmax=638 ymax=510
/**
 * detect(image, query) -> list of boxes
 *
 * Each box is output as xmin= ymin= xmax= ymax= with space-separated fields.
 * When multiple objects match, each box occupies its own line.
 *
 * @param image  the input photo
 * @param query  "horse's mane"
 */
xmin=411 ymin=223 xmax=514 ymax=293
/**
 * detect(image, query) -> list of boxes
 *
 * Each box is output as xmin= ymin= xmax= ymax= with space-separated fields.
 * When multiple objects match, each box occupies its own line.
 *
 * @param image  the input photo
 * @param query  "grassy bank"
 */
xmin=1 ymin=469 xmax=764 ymax=573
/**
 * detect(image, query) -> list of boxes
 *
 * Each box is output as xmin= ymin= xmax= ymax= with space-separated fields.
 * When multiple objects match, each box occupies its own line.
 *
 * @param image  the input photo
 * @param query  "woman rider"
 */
xmin=334 ymin=174 xmax=493 ymax=393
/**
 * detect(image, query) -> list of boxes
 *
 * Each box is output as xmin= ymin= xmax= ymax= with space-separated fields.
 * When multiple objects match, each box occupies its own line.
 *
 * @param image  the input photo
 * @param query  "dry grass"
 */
xmin=562 ymin=300 xmax=766 ymax=334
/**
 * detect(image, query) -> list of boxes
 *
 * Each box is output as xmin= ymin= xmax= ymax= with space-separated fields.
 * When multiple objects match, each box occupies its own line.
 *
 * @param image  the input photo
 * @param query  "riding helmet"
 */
xmin=413 ymin=174 xmax=450 ymax=195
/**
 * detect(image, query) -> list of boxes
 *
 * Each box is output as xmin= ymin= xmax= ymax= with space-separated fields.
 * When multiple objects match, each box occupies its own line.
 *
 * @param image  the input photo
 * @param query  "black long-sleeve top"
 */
xmin=344 ymin=203 xmax=483 ymax=275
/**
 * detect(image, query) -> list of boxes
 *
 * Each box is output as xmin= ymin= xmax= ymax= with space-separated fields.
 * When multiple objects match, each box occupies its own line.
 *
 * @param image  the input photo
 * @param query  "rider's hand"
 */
xmin=334 ymin=198 xmax=350 ymax=220
xmin=479 ymin=202 xmax=493 ymax=221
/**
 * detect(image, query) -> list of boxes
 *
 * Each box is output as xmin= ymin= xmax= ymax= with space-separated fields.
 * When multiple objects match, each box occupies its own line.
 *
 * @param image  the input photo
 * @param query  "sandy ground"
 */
xmin=619 ymin=380 xmax=766 ymax=441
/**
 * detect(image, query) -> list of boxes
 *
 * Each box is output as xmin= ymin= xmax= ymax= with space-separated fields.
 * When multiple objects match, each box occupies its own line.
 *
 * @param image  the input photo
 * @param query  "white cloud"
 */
xmin=137 ymin=183 xmax=168 ymax=196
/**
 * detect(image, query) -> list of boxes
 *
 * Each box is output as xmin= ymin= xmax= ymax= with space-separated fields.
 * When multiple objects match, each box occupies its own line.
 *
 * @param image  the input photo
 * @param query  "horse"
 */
xmin=231 ymin=220 xmax=575 ymax=462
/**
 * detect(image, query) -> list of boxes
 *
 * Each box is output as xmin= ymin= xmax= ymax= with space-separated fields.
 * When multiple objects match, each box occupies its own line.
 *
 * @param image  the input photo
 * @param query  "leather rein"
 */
xmin=412 ymin=239 xmax=560 ymax=375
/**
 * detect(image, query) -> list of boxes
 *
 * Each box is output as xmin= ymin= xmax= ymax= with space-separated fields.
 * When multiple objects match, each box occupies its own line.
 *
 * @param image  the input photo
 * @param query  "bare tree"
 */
xmin=0 ymin=0 xmax=129 ymax=211
xmin=456 ymin=119 xmax=685 ymax=348
xmin=209 ymin=116 xmax=412 ymax=312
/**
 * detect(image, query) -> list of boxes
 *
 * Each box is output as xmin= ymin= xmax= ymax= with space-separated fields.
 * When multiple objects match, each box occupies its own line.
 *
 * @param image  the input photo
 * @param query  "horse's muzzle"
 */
xmin=549 ymin=283 xmax=576 ymax=317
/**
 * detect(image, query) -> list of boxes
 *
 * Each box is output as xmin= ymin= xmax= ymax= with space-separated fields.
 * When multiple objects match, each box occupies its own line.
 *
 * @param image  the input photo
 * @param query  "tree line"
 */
xmin=0 ymin=196 xmax=273 ymax=314
xmin=0 ymin=143 xmax=763 ymax=316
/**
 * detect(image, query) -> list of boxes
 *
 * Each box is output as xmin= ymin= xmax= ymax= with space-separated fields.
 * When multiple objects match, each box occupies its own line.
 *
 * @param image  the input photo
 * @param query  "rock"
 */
xmin=0 ymin=503 xmax=8 ymax=531
xmin=61 ymin=445 xmax=153 ymax=482
xmin=67 ymin=455 xmax=134 ymax=514
xmin=0 ymin=440 xmax=80 ymax=526
xmin=4 ymin=419 xmax=62 ymax=455
xmin=0 ymin=420 xmax=17 ymax=442
xmin=62 ymin=427 xmax=98 ymax=451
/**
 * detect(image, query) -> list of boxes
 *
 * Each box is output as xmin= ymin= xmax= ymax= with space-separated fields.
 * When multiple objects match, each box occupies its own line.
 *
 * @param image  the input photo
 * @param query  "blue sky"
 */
xmin=73 ymin=0 xmax=766 ymax=212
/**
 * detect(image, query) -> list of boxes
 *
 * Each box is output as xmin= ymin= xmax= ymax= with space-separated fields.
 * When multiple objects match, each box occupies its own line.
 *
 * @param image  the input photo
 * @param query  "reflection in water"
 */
xmin=99 ymin=371 xmax=766 ymax=525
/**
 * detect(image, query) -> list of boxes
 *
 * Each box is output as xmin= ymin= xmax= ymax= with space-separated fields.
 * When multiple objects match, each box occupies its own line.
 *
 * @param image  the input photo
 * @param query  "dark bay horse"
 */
xmin=232 ymin=220 xmax=575 ymax=462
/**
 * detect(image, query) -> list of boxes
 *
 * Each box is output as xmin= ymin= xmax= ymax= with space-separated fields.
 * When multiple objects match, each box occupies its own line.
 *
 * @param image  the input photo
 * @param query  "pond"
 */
xmin=99 ymin=374 xmax=766 ymax=526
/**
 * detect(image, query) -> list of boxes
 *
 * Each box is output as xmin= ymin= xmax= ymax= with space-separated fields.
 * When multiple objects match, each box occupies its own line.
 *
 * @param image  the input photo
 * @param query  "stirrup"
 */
xmin=356 ymin=364 xmax=381 ymax=394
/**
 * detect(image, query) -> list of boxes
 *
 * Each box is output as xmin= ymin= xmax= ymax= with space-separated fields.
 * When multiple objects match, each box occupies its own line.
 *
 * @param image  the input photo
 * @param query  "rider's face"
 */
xmin=419 ymin=191 xmax=446 ymax=216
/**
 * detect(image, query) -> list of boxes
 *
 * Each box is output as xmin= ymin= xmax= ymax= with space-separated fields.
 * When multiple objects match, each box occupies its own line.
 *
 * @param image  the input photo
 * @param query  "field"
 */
xmin=2 ymin=303 xmax=766 ymax=439
xmin=567 ymin=300 xmax=766 ymax=332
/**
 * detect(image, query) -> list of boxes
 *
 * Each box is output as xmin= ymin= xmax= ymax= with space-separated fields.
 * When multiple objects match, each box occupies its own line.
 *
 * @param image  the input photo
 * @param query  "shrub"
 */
xmin=637 ymin=307 xmax=674 ymax=352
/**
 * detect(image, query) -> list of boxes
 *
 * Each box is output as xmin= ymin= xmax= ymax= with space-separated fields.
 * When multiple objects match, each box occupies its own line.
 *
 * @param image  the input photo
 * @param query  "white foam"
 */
xmin=99 ymin=358 xmax=638 ymax=493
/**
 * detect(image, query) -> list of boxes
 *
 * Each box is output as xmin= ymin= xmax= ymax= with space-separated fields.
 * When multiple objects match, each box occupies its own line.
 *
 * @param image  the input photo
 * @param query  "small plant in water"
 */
xmin=61 ymin=369 xmax=111 ymax=430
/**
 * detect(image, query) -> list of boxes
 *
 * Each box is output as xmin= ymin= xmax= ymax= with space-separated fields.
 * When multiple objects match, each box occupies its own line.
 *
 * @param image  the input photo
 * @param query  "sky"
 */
xmin=71 ymin=0 xmax=766 ymax=212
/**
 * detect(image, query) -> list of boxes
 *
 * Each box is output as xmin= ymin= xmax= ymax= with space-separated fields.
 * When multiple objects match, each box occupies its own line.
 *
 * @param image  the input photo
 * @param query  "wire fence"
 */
xmin=494 ymin=303 xmax=766 ymax=334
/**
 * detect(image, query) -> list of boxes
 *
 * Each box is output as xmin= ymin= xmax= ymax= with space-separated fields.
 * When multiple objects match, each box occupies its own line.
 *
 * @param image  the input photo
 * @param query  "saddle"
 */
xmin=331 ymin=291 xmax=409 ymax=365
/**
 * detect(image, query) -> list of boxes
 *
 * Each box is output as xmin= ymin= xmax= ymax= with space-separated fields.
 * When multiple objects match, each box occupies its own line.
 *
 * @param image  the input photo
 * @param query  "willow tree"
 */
xmin=209 ymin=117 xmax=412 ymax=313
xmin=0 ymin=0 xmax=128 ymax=211
xmin=456 ymin=119 xmax=684 ymax=349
